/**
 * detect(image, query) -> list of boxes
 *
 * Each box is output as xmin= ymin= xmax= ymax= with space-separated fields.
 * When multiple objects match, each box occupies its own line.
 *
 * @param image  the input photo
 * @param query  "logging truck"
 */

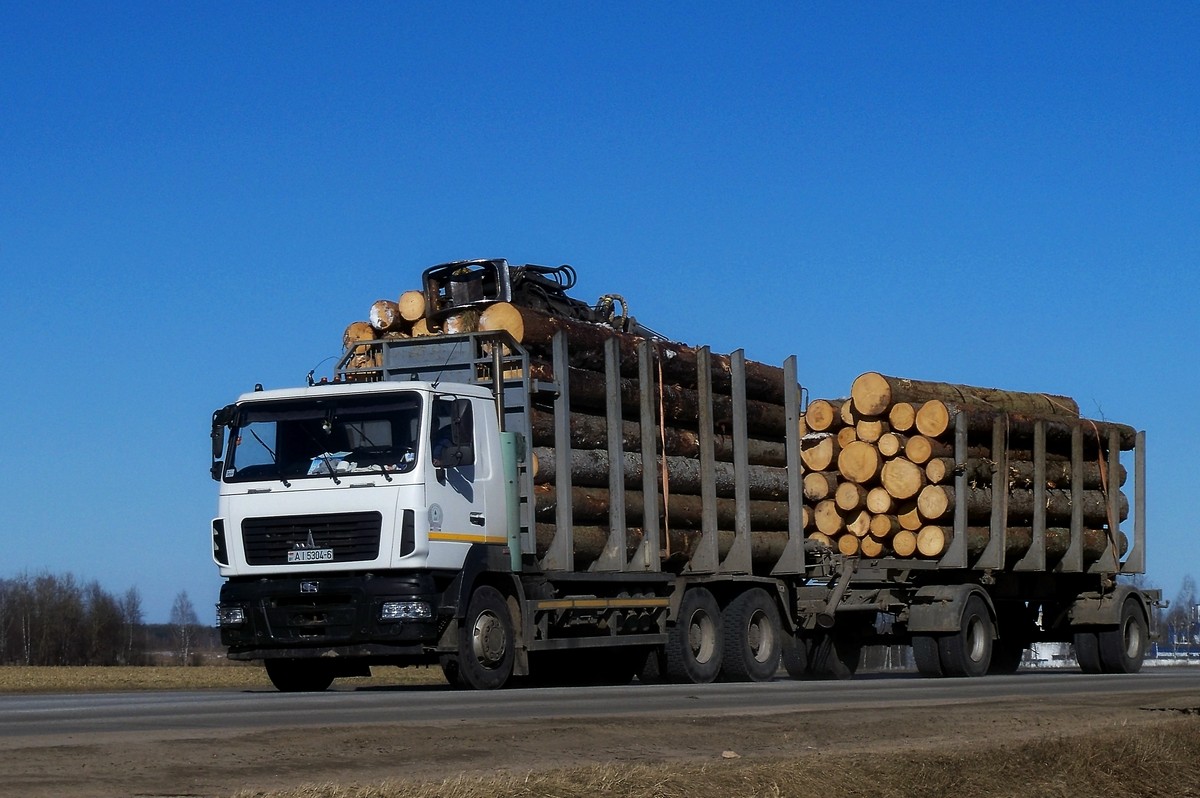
xmin=210 ymin=258 xmax=1159 ymax=691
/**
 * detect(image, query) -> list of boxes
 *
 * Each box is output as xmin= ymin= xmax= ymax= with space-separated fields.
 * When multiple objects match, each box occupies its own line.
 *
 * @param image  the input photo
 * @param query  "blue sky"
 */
xmin=2 ymin=4 xmax=1197 ymax=621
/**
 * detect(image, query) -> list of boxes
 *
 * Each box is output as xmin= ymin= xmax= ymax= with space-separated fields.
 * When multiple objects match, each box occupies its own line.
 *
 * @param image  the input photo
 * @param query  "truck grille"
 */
xmin=241 ymin=512 xmax=382 ymax=565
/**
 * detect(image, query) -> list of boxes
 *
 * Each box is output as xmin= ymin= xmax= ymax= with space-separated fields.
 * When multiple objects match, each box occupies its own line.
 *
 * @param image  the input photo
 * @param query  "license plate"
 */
xmin=288 ymin=548 xmax=334 ymax=563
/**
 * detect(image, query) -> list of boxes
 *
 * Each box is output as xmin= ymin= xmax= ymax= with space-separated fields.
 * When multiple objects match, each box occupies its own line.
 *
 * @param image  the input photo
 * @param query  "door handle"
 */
xmin=469 ymin=512 xmax=485 ymax=526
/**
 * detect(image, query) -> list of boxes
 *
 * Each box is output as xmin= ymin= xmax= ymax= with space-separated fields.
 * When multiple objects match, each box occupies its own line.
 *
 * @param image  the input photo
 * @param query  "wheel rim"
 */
xmin=747 ymin=609 xmax=776 ymax=664
xmin=471 ymin=609 xmax=507 ymax=668
xmin=966 ymin=615 xmax=988 ymax=663
xmin=687 ymin=610 xmax=717 ymax=664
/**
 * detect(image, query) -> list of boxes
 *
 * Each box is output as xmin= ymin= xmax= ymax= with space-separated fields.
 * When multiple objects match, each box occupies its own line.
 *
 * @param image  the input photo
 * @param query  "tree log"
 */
xmin=888 ymin=402 xmax=916 ymax=432
xmin=369 ymin=299 xmax=405 ymax=332
xmin=531 ymin=447 xmax=791 ymax=501
xmin=880 ymin=457 xmax=926 ymax=500
xmin=850 ymin=372 xmax=1081 ymax=418
xmin=814 ymin=500 xmax=845 ymax=536
xmin=528 ymin=361 xmax=790 ymax=439
xmin=856 ymin=418 xmax=887 ymax=443
xmin=534 ymin=524 xmax=789 ymax=570
xmin=837 ymin=535 xmax=860 ymax=556
xmin=923 ymin=456 xmax=1126 ymax=490
xmin=910 ymin=484 xmax=1129 ymax=525
xmin=837 ymin=427 xmax=859 ymax=448
xmin=534 ymin=484 xmax=793 ymax=529
xmin=835 ymin=482 xmax=869 ymax=512
xmin=509 ymin=306 xmax=795 ymax=405
xmin=398 ymin=290 xmax=426 ymax=322
xmin=870 ymin=514 xmax=900 ymax=538
xmin=847 ymin=509 xmax=872 ymax=538
xmin=803 ymin=471 xmax=839 ymax=502
xmin=877 ymin=432 xmax=905 ymax=458
xmin=805 ymin=399 xmax=843 ymax=433
xmin=892 ymin=530 xmax=918 ymax=557
xmin=801 ymin=435 xmax=840 ymax=472
xmin=528 ymin=409 xmax=789 ymax=468
xmin=860 ymin=536 xmax=886 ymax=558
xmin=838 ymin=440 xmax=881 ymax=484
xmin=866 ymin=487 xmax=894 ymax=515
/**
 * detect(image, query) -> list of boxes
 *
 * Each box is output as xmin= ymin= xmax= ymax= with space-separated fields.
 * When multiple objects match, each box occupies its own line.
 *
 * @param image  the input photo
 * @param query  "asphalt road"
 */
xmin=3 ymin=668 xmax=1197 ymax=742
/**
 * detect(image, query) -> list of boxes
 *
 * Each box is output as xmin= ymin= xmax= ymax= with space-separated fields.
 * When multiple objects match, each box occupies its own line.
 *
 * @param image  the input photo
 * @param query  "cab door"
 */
xmin=424 ymin=395 xmax=505 ymax=567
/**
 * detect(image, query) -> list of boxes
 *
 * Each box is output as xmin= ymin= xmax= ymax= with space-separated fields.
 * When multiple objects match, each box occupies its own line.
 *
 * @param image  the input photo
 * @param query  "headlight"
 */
xmin=217 ymin=605 xmax=246 ymax=626
xmin=379 ymin=601 xmax=432 ymax=621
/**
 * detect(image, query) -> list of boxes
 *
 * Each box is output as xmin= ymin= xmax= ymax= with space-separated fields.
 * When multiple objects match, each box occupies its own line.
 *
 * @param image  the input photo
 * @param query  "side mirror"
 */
xmin=210 ymin=461 xmax=224 ymax=481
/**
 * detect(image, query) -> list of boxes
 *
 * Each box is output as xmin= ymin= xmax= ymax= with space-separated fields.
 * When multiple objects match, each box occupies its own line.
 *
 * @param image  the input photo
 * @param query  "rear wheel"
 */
xmin=781 ymin=631 xmax=808 ymax=679
xmin=806 ymin=630 xmax=863 ymax=680
xmin=937 ymin=595 xmax=994 ymax=677
xmin=912 ymin=635 xmax=943 ymax=677
xmin=1073 ymin=631 xmax=1103 ymax=674
xmin=1097 ymin=597 xmax=1147 ymax=674
xmin=264 ymin=659 xmax=335 ymax=692
xmin=720 ymin=589 xmax=782 ymax=682
xmin=666 ymin=588 xmax=722 ymax=684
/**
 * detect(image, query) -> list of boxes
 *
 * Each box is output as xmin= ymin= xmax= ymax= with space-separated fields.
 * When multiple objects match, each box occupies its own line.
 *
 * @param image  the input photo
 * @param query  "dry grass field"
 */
xmin=229 ymin=716 xmax=1200 ymax=798
xmin=0 ymin=664 xmax=445 ymax=693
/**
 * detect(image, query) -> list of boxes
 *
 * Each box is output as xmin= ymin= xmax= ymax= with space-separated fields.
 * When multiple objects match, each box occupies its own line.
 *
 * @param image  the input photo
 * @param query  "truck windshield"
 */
xmin=224 ymin=393 xmax=421 ymax=483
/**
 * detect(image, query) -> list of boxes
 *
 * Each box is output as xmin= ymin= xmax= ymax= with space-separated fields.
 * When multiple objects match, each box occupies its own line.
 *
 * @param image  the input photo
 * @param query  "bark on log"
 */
xmin=950 ymin=407 xmax=1138 ymax=453
xmin=965 ymin=526 xmax=1128 ymax=561
xmin=911 ymin=484 xmax=1129 ymax=525
xmin=850 ymin=372 xmax=1081 ymax=418
xmin=534 ymin=524 xmax=789 ymax=570
xmin=531 ymin=447 xmax=791 ymax=501
xmin=528 ymin=361 xmax=789 ymax=439
xmin=534 ymin=484 xmax=793 ymax=530
xmin=923 ymin=456 xmax=1126 ymax=490
xmin=528 ymin=409 xmax=789 ymax=468
xmin=369 ymin=299 xmax=405 ymax=332
xmin=510 ymin=306 xmax=795 ymax=405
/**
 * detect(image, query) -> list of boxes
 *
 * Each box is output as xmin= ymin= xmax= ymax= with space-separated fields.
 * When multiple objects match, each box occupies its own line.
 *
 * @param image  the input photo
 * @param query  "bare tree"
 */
xmin=119 ymin=587 xmax=145 ymax=665
xmin=170 ymin=591 xmax=200 ymax=665
xmin=1168 ymin=575 xmax=1198 ymax=651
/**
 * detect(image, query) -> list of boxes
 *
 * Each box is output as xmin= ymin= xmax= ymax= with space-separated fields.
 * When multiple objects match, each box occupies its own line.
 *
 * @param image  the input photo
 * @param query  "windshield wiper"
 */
xmin=246 ymin=427 xmax=290 ymax=487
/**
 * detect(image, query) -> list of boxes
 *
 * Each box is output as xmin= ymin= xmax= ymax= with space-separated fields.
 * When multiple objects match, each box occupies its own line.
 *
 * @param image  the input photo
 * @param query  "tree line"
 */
xmin=0 ymin=572 xmax=217 ymax=666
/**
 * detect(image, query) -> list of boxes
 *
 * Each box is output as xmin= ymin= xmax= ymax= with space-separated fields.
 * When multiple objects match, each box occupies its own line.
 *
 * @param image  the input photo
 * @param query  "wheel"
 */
xmin=806 ymin=630 xmax=862 ymax=680
xmin=666 ymin=587 xmax=722 ymax=684
xmin=637 ymin=646 xmax=668 ymax=684
xmin=1073 ymin=631 xmax=1103 ymax=674
xmin=937 ymin=595 xmax=994 ymax=677
xmin=720 ymin=589 xmax=783 ymax=682
xmin=781 ymin=631 xmax=808 ymax=679
xmin=987 ymin=639 xmax=1026 ymax=674
xmin=912 ymin=635 xmax=943 ymax=677
xmin=1097 ymin=597 xmax=1148 ymax=674
xmin=452 ymin=585 xmax=515 ymax=690
xmin=264 ymin=659 xmax=335 ymax=692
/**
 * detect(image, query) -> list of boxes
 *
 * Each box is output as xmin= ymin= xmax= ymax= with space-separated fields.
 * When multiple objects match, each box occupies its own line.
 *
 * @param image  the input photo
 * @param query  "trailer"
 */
xmin=210 ymin=259 xmax=1159 ymax=690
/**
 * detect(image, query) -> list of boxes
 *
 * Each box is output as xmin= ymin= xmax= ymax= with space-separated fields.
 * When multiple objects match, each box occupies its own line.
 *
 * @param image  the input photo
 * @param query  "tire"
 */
xmin=987 ymin=639 xmax=1026 ymax=674
xmin=1073 ymin=631 xmax=1103 ymax=674
xmin=1097 ymin=597 xmax=1148 ymax=674
xmin=720 ymin=589 xmax=783 ymax=682
xmin=937 ymin=595 xmax=994 ymax=678
xmin=666 ymin=587 xmax=722 ymax=684
xmin=453 ymin=585 xmax=515 ymax=690
xmin=912 ymin=635 xmax=944 ymax=677
xmin=806 ymin=630 xmax=862 ymax=680
xmin=781 ymin=632 xmax=808 ymax=680
xmin=264 ymin=659 xmax=335 ymax=692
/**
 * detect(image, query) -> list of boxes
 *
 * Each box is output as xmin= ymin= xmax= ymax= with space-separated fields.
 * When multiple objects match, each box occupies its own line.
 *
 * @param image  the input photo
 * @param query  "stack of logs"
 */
xmin=344 ymin=293 xmax=1135 ymax=569
xmin=801 ymin=371 xmax=1134 ymax=563
xmin=342 ymin=293 xmax=802 ymax=572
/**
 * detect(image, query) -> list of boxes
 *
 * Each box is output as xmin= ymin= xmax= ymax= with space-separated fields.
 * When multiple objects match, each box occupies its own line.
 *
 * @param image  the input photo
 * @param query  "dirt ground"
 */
xmin=2 ymin=685 xmax=1198 ymax=798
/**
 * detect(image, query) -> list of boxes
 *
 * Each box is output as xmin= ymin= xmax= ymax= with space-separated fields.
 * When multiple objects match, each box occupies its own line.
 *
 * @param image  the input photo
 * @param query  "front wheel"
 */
xmin=448 ymin=585 xmax=515 ymax=690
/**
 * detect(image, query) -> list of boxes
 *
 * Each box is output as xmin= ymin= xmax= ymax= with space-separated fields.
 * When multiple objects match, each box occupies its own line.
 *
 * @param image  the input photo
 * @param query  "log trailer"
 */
xmin=210 ymin=259 xmax=1159 ymax=691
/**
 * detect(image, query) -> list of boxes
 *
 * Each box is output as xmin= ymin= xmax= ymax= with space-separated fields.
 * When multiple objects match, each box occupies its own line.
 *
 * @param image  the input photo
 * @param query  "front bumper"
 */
xmin=218 ymin=572 xmax=451 ymax=662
